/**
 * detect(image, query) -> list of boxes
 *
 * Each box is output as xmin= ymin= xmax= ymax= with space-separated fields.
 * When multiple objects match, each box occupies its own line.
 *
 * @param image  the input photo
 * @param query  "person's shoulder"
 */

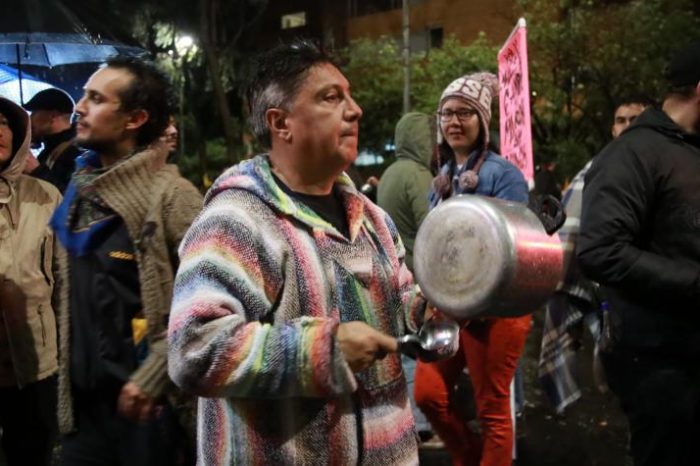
xmin=482 ymin=151 xmax=524 ymax=177
xmin=16 ymin=174 xmax=62 ymax=205
xmin=483 ymin=151 xmax=514 ymax=169
xmin=596 ymin=125 xmax=665 ymax=167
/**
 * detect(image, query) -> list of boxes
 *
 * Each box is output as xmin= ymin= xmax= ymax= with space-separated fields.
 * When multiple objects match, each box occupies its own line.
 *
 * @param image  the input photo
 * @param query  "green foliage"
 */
xmin=411 ymin=35 xmax=498 ymax=114
xmin=340 ymin=35 xmax=497 ymax=153
xmin=339 ymin=38 xmax=404 ymax=154
xmin=341 ymin=1 xmax=699 ymax=180
xmin=520 ymin=0 xmax=700 ymax=178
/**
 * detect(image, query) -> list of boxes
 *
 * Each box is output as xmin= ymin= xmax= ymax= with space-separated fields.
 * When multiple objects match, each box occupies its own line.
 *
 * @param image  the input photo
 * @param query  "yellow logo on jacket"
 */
xmin=109 ymin=251 xmax=135 ymax=261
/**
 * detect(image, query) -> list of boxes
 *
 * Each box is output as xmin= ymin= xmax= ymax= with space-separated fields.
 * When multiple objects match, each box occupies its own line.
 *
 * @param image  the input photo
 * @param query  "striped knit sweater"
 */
xmin=168 ymin=155 xmax=425 ymax=465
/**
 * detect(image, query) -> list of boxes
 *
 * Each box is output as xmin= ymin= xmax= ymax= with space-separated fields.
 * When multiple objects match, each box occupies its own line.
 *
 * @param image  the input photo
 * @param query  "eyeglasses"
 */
xmin=437 ymin=109 xmax=478 ymax=122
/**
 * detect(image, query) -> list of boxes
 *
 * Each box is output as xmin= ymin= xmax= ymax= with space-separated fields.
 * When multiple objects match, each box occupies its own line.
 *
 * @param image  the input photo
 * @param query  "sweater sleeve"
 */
xmin=129 ymin=177 xmax=204 ymax=398
xmin=167 ymin=193 xmax=357 ymax=399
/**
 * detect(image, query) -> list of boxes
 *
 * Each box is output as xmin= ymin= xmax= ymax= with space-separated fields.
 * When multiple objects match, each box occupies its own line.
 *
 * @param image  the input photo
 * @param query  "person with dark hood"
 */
xmin=0 ymin=96 xmax=62 ymax=466
xmin=22 ymin=87 xmax=81 ymax=193
xmin=578 ymin=41 xmax=700 ymax=466
xmin=413 ymin=71 xmax=530 ymax=466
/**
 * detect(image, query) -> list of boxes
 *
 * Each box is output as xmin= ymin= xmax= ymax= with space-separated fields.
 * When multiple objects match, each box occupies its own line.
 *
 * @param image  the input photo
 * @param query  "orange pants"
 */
xmin=414 ymin=315 xmax=531 ymax=466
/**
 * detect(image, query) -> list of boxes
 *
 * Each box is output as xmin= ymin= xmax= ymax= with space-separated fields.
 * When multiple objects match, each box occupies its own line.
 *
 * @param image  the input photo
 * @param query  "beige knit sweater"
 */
xmin=55 ymin=146 xmax=202 ymax=433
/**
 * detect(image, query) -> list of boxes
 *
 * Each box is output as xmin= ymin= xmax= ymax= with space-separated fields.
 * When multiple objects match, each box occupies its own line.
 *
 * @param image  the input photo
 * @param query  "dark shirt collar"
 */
xmin=42 ymin=125 xmax=76 ymax=147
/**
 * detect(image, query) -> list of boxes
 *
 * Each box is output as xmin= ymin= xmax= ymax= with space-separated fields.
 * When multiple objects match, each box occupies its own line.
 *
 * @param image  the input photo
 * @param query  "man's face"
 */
xmin=284 ymin=63 xmax=363 ymax=171
xmin=160 ymin=119 xmax=178 ymax=153
xmin=74 ymin=67 xmax=135 ymax=150
xmin=0 ymin=112 xmax=13 ymax=164
xmin=611 ymin=103 xmax=645 ymax=139
xmin=29 ymin=109 xmax=56 ymax=140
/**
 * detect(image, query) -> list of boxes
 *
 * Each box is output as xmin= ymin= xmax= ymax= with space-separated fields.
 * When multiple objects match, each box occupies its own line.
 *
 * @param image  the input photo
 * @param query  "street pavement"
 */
xmin=418 ymin=308 xmax=631 ymax=466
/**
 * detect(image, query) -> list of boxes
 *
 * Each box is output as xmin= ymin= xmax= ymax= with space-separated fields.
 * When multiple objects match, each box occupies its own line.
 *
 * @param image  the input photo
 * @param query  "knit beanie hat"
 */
xmin=432 ymin=72 xmax=498 ymax=197
xmin=436 ymin=71 xmax=499 ymax=151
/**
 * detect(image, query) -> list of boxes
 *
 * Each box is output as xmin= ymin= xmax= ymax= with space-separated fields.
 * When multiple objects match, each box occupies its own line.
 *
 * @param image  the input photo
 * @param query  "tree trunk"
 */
xmin=199 ymin=0 xmax=238 ymax=163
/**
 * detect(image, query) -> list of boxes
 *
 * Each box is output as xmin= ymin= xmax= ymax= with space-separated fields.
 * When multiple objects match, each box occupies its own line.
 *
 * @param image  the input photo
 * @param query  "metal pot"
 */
xmin=413 ymin=195 xmax=563 ymax=320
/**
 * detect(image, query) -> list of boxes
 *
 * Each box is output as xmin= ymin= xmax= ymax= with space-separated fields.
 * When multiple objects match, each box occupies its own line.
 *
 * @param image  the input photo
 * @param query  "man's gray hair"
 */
xmin=249 ymin=83 xmax=291 ymax=149
xmin=245 ymin=40 xmax=336 ymax=149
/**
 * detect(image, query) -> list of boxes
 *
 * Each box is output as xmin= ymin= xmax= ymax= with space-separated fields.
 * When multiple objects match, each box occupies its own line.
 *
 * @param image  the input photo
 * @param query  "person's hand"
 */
xmin=423 ymin=304 xmax=469 ymax=328
xmin=336 ymin=321 xmax=398 ymax=373
xmin=117 ymin=381 xmax=155 ymax=422
xmin=424 ymin=302 xmax=438 ymax=322
xmin=23 ymin=154 xmax=39 ymax=174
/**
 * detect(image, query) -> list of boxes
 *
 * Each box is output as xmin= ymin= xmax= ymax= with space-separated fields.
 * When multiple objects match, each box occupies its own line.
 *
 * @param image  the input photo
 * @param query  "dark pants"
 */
xmin=602 ymin=349 xmax=700 ymax=466
xmin=60 ymin=388 xmax=190 ymax=466
xmin=0 ymin=376 xmax=58 ymax=466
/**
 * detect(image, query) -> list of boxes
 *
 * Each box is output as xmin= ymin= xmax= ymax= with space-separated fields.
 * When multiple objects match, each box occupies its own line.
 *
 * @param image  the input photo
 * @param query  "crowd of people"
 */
xmin=0 ymin=36 xmax=698 ymax=466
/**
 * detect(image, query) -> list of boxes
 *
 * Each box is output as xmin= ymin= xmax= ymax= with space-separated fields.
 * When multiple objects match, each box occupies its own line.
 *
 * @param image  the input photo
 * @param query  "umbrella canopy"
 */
xmin=0 ymin=0 xmax=145 ymax=102
xmin=0 ymin=33 xmax=143 ymax=67
xmin=0 ymin=64 xmax=54 ymax=104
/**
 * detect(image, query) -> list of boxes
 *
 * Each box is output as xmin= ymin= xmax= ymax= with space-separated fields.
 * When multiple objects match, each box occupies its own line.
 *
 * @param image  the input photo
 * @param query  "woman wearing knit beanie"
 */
xmin=413 ymin=72 xmax=531 ymax=466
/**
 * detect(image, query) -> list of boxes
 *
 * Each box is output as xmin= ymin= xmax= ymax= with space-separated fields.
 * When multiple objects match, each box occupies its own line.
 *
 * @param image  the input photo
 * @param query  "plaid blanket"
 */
xmin=538 ymin=161 xmax=601 ymax=413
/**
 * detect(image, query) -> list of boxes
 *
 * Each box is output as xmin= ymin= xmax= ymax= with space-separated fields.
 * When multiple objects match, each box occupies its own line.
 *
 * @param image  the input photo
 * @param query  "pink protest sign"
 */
xmin=498 ymin=18 xmax=534 ymax=184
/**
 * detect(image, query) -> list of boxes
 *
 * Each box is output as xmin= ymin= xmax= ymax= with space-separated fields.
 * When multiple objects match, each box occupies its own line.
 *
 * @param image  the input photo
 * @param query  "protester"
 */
xmin=50 ymin=56 xmax=202 ymax=466
xmin=160 ymin=115 xmax=178 ymax=162
xmin=0 ymin=97 xmax=62 ymax=466
xmin=22 ymin=88 xmax=81 ymax=193
xmin=168 ymin=40 xmax=427 ymax=465
xmin=538 ymin=98 xmax=648 ymax=412
xmin=610 ymin=100 xmax=647 ymax=139
xmin=578 ymin=41 xmax=700 ymax=466
xmin=414 ymin=72 xmax=530 ymax=466
xmin=377 ymin=111 xmax=436 ymax=441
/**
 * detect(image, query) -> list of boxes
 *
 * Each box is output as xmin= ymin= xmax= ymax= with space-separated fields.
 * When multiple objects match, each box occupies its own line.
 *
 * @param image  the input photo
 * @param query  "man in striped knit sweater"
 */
xmin=168 ymin=41 xmax=428 ymax=465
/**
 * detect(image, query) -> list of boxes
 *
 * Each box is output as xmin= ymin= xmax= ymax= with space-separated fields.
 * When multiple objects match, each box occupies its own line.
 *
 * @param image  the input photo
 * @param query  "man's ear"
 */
xmin=266 ymin=108 xmax=291 ymax=142
xmin=125 ymin=109 xmax=149 ymax=131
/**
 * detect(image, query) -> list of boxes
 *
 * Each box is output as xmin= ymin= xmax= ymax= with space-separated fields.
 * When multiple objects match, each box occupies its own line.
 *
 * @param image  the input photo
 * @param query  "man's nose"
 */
xmin=346 ymin=95 xmax=363 ymax=121
xmin=74 ymin=96 xmax=87 ymax=115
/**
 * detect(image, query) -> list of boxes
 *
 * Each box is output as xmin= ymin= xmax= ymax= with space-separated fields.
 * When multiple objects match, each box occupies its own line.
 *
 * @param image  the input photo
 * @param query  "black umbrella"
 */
xmin=0 ymin=0 xmax=144 ymax=103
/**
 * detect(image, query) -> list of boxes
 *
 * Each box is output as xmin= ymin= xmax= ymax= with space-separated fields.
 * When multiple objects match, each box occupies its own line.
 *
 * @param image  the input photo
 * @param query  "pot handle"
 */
xmin=527 ymin=194 xmax=567 ymax=235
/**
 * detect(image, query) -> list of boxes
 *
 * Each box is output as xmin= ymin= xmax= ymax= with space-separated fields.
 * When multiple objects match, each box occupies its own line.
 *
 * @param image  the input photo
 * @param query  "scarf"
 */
xmin=50 ymin=150 xmax=121 ymax=256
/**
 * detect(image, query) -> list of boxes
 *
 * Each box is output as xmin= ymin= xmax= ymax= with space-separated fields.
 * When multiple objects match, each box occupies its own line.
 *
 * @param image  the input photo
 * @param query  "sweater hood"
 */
xmin=394 ymin=112 xmax=434 ymax=169
xmin=206 ymin=155 xmax=367 ymax=240
xmin=0 ymin=97 xmax=30 ymax=203
xmin=625 ymin=106 xmax=700 ymax=146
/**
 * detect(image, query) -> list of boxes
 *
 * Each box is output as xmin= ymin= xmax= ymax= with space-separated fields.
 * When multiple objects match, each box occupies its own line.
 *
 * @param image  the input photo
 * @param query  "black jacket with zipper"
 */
xmin=578 ymin=106 xmax=700 ymax=355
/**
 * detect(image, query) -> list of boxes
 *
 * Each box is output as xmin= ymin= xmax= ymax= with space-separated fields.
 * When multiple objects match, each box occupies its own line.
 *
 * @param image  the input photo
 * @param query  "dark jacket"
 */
xmin=578 ymin=107 xmax=700 ymax=355
xmin=54 ymin=146 xmax=203 ymax=433
xmin=377 ymin=112 xmax=434 ymax=272
xmin=30 ymin=126 xmax=81 ymax=193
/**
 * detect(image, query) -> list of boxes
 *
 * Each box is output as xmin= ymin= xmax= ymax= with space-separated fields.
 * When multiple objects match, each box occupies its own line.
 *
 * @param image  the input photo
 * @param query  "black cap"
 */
xmin=23 ymin=88 xmax=75 ymax=114
xmin=666 ymin=40 xmax=700 ymax=88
